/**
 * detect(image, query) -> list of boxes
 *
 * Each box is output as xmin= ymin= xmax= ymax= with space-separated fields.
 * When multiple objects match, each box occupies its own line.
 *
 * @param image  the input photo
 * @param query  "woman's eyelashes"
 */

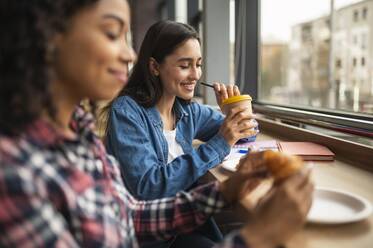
xmin=101 ymin=17 xmax=126 ymax=42
xmin=103 ymin=25 xmax=122 ymax=40
xmin=106 ymin=31 xmax=118 ymax=40
xmin=179 ymin=63 xmax=203 ymax=69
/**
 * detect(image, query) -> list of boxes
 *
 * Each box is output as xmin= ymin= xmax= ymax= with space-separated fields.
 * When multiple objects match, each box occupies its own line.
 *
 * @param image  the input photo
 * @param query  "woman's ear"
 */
xmin=149 ymin=57 xmax=160 ymax=76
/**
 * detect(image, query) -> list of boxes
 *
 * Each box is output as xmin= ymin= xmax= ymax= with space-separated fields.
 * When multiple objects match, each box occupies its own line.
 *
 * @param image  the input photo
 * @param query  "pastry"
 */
xmin=263 ymin=150 xmax=303 ymax=181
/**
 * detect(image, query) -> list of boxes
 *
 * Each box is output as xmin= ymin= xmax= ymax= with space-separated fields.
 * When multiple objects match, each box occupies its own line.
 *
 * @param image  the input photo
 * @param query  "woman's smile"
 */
xmin=180 ymin=81 xmax=196 ymax=91
xmin=108 ymin=68 xmax=128 ymax=85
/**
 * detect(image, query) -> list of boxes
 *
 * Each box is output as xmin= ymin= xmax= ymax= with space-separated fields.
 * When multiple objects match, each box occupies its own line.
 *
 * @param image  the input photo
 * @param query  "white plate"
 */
xmin=307 ymin=187 xmax=372 ymax=224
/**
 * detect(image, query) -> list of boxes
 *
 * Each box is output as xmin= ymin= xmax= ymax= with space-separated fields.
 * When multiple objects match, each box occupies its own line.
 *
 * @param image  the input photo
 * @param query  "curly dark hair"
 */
xmin=0 ymin=0 xmax=100 ymax=136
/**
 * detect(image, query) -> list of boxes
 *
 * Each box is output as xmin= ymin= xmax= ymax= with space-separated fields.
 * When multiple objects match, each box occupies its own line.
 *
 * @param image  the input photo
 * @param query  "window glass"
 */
xmin=230 ymin=0 xmax=235 ymax=83
xmin=260 ymin=0 xmax=373 ymax=114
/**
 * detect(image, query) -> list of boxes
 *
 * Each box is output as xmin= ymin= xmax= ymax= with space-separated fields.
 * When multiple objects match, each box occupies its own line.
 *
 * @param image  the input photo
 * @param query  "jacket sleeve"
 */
xmin=192 ymin=103 xmax=258 ymax=143
xmin=191 ymin=103 xmax=225 ymax=142
xmin=106 ymin=105 xmax=231 ymax=200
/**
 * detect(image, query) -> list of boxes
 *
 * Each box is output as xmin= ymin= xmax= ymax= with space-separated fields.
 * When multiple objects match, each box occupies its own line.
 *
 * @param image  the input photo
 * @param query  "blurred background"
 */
xmin=129 ymin=0 xmax=373 ymax=115
xmin=119 ymin=0 xmax=373 ymax=146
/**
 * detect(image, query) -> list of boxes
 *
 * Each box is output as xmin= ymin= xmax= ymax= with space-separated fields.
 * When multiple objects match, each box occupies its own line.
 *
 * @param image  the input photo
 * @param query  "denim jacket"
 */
xmin=106 ymin=96 xmax=231 ymax=200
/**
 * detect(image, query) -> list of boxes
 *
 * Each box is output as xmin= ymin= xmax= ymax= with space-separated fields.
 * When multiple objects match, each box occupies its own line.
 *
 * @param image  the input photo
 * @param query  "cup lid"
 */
xmin=222 ymin=94 xmax=252 ymax=106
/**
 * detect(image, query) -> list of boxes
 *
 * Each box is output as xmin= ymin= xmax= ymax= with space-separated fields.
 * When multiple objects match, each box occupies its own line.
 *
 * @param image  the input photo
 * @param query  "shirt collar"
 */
xmin=173 ymin=98 xmax=189 ymax=120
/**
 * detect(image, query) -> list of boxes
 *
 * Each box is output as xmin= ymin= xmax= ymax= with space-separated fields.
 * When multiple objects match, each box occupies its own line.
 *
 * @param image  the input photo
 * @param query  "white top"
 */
xmin=163 ymin=129 xmax=184 ymax=163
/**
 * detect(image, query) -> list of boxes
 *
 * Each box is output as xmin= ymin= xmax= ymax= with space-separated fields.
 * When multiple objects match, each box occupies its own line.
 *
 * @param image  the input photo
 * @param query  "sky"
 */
xmin=260 ymin=0 xmax=364 ymax=42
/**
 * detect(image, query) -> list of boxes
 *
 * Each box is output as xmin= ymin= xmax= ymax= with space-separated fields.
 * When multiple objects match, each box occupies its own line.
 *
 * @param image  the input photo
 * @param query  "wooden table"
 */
xmin=209 ymin=133 xmax=373 ymax=248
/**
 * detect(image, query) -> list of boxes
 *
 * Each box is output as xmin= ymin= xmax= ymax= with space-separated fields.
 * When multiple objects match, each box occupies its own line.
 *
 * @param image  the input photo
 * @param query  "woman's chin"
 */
xmin=179 ymin=91 xmax=195 ymax=100
xmin=178 ymin=94 xmax=194 ymax=101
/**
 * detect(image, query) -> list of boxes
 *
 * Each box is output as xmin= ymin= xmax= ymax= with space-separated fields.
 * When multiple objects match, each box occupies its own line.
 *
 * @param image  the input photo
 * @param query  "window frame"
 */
xmin=254 ymin=102 xmax=373 ymax=135
xmin=238 ymin=0 xmax=373 ymax=134
xmin=235 ymin=0 xmax=373 ymax=169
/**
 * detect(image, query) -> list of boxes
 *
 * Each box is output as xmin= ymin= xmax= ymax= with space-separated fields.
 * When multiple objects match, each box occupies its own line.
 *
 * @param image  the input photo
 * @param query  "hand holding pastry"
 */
xmin=219 ymin=152 xmax=268 ymax=204
xmin=240 ymin=170 xmax=313 ymax=248
xmin=262 ymin=150 xmax=303 ymax=182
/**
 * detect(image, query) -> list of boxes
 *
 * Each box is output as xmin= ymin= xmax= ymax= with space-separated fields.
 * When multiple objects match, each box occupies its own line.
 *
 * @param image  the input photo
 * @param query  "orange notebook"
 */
xmin=278 ymin=142 xmax=335 ymax=161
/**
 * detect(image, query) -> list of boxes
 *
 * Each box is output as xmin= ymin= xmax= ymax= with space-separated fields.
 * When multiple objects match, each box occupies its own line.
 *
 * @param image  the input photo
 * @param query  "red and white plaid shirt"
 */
xmin=0 ymin=107 xmax=248 ymax=247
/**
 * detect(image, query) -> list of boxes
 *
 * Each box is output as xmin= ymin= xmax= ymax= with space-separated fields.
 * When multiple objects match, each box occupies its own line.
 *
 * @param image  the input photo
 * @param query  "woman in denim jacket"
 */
xmin=106 ymin=20 xmax=257 ymax=201
xmin=105 ymin=21 xmax=258 ymax=248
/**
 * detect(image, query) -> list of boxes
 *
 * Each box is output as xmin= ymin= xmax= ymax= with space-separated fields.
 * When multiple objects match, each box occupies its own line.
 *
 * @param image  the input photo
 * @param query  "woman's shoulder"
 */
xmin=110 ymin=96 xmax=151 ymax=124
xmin=112 ymin=95 xmax=140 ymax=109
xmin=0 ymin=135 xmax=21 ymax=164
xmin=0 ymin=133 xmax=46 ymax=172
xmin=0 ymin=136 xmax=40 ymax=195
xmin=111 ymin=96 xmax=148 ymax=118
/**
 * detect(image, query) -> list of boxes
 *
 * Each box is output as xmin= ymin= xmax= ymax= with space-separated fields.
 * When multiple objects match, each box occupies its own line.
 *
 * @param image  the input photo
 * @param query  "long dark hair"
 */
xmin=115 ymin=20 xmax=200 ymax=107
xmin=0 ymin=0 xmax=100 ymax=136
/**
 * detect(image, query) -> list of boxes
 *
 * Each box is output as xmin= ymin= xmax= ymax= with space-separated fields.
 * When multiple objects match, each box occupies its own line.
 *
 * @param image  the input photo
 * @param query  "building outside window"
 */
xmin=259 ymin=0 xmax=373 ymax=114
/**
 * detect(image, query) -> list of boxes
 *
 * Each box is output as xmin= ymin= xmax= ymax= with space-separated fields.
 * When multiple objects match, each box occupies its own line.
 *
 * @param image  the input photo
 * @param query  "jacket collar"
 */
xmin=145 ymin=98 xmax=189 ymax=128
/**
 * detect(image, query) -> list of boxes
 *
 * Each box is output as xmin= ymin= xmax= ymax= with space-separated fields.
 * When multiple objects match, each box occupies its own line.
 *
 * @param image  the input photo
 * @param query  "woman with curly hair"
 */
xmin=0 ymin=0 xmax=313 ymax=247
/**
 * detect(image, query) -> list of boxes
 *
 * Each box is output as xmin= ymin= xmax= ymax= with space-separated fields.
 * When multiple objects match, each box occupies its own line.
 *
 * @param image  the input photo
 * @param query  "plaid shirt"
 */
xmin=0 ymin=107 xmax=248 ymax=247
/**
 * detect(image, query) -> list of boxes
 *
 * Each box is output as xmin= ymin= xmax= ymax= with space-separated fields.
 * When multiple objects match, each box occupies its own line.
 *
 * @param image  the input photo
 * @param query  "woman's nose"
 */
xmin=120 ymin=43 xmax=137 ymax=64
xmin=189 ymin=66 xmax=201 ymax=80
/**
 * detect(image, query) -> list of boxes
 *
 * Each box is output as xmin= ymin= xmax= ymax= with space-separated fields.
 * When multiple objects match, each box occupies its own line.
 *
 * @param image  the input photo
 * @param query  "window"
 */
xmin=362 ymin=33 xmax=367 ymax=49
xmin=228 ymin=0 xmax=373 ymax=148
xmin=353 ymin=9 xmax=359 ymax=22
xmin=259 ymin=0 xmax=373 ymax=115
xmin=362 ymin=7 xmax=368 ymax=19
xmin=336 ymin=58 xmax=342 ymax=68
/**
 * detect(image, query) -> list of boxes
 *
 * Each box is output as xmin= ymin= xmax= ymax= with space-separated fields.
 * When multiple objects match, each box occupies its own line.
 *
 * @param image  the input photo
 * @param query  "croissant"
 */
xmin=263 ymin=150 xmax=303 ymax=181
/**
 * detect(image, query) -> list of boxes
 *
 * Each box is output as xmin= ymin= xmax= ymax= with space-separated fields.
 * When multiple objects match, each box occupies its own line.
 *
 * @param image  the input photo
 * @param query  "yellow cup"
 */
xmin=221 ymin=95 xmax=252 ymax=115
